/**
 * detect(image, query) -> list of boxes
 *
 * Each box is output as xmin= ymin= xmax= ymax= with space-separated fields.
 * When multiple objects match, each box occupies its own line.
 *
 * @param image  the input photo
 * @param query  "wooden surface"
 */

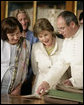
xmin=1 ymin=94 xmax=47 ymax=104
xmin=1 ymin=94 xmax=83 ymax=104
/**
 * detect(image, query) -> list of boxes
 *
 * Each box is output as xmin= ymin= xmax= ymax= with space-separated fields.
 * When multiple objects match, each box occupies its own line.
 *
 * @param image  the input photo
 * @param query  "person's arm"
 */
xmin=69 ymin=66 xmax=83 ymax=89
xmin=1 ymin=40 xmax=10 ymax=81
xmin=11 ymin=83 xmax=22 ymax=95
xmin=31 ymin=44 xmax=38 ymax=76
xmin=36 ymin=53 xmax=69 ymax=96
xmin=63 ymin=66 xmax=83 ymax=89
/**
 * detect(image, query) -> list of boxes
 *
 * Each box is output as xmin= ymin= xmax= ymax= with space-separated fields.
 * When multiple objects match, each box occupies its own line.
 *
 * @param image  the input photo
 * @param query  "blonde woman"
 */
xmin=31 ymin=18 xmax=69 ymax=94
xmin=14 ymin=9 xmax=39 ymax=94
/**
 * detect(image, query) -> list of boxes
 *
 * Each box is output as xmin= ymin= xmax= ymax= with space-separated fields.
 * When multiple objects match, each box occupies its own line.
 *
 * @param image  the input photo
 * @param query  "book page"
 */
xmin=56 ymin=83 xmax=83 ymax=94
xmin=21 ymin=94 xmax=41 ymax=99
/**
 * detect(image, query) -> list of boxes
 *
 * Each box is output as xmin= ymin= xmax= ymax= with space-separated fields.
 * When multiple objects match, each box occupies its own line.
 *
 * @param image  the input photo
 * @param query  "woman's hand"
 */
xmin=11 ymin=83 xmax=22 ymax=95
xmin=36 ymin=81 xmax=50 ymax=96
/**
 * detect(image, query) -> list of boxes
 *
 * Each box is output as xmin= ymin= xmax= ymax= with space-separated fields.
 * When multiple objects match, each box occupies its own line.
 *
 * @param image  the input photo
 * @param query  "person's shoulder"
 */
xmin=27 ymin=30 xmax=33 ymax=36
xmin=1 ymin=39 xmax=3 ymax=44
xmin=1 ymin=39 xmax=4 ymax=48
xmin=1 ymin=39 xmax=7 ymax=44
xmin=32 ymin=41 xmax=41 ymax=48
xmin=80 ymin=24 xmax=83 ymax=29
xmin=56 ymin=36 xmax=64 ymax=43
xmin=27 ymin=30 xmax=38 ymax=40
xmin=1 ymin=39 xmax=9 ymax=46
xmin=25 ymin=39 xmax=31 ymax=46
xmin=33 ymin=41 xmax=41 ymax=46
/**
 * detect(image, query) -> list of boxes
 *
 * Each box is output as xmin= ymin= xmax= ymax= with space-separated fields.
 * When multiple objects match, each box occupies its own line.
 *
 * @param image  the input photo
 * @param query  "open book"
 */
xmin=44 ymin=83 xmax=83 ymax=104
xmin=44 ymin=89 xmax=83 ymax=104
xmin=56 ymin=83 xmax=83 ymax=94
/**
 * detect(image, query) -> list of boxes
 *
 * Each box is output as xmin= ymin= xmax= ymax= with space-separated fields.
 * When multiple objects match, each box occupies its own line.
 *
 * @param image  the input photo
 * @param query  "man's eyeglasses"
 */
xmin=57 ymin=27 xmax=65 ymax=32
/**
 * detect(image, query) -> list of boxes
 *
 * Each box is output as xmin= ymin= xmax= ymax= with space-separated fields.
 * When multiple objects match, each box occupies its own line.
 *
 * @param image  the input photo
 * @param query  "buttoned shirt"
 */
xmin=31 ymin=37 xmax=64 ymax=93
xmin=44 ymin=25 xmax=83 ymax=89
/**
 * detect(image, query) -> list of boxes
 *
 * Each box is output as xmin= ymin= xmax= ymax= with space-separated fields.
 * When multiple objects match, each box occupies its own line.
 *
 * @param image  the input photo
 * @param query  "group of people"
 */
xmin=1 ymin=9 xmax=83 ymax=96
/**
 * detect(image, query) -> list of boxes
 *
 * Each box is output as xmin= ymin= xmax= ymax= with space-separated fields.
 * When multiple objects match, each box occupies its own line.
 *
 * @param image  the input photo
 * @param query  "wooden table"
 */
xmin=1 ymin=94 xmax=47 ymax=104
xmin=2 ymin=94 xmax=83 ymax=104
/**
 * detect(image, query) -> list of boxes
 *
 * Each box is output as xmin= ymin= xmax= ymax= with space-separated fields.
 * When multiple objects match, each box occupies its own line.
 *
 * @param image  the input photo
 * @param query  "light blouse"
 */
xmin=1 ymin=39 xmax=30 ymax=94
xmin=31 ymin=37 xmax=66 ymax=94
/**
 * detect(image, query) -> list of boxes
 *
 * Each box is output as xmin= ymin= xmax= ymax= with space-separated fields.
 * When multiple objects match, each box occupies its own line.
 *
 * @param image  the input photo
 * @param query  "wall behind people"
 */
xmin=8 ymin=1 xmax=66 ymax=31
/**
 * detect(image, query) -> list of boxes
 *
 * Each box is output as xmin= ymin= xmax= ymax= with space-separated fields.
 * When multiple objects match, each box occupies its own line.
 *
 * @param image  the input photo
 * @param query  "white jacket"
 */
xmin=44 ymin=25 xmax=83 ymax=89
xmin=31 ymin=37 xmax=66 ymax=94
xmin=1 ymin=39 xmax=30 ymax=89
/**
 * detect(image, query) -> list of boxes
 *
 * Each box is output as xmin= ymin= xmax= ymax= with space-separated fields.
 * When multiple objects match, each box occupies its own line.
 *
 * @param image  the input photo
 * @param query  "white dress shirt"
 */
xmin=44 ymin=25 xmax=83 ymax=89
